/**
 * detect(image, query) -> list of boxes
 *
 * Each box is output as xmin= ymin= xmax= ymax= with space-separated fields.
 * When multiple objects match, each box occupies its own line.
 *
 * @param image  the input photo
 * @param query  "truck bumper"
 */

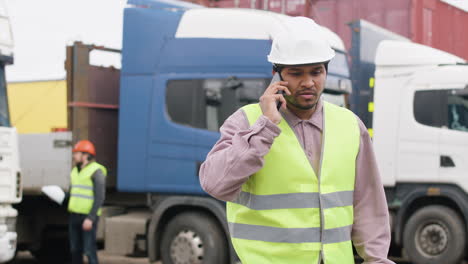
xmin=0 ymin=232 xmax=17 ymax=263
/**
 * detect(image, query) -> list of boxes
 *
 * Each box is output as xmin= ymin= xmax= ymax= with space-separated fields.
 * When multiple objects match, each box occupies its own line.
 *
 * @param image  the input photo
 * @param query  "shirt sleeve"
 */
xmin=87 ymin=169 xmax=106 ymax=221
xmin=352 ymin=117 xmax=395 ymax=264
xmin=199 ymin=108 xmax=281 ymax=202
xmin=62 ymin=190 xmax=70 ymax=209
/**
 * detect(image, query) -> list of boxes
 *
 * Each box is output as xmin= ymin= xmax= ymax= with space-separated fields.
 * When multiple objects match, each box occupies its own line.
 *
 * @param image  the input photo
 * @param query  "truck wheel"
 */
xmin=160 ymin=211 xmax=228 ymax=264
xmin=403 ymin=205 xmax=465 ymax=264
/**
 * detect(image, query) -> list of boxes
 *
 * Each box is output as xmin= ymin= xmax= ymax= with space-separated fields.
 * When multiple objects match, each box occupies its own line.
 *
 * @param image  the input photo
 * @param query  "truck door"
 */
xmin=438 ymin=87 xmax=468 ymax=190
xmin=147 ymin=73 xmax=269 ymax=194
xmin=398 ymin=86 xmax=443 ymax=182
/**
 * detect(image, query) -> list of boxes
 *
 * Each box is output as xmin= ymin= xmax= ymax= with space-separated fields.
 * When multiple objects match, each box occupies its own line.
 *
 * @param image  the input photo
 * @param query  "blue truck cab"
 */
xmin=118 ymin=0 xmax=351 ymax=194
xmin=116 ymin=0 xmax=352 ymax=262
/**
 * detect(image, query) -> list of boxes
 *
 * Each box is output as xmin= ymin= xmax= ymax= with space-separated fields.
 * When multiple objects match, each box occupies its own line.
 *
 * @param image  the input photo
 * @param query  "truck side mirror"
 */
xmin=458 ymin=85 xmax=468 ymax=95
xmin=223 ymin=76 xmax=243 ymax=90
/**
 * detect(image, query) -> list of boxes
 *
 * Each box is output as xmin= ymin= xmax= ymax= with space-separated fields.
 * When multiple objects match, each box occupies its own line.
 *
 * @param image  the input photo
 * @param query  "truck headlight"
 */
xmin=8 ymin=235 xmax=16 ymax=250
xmin=0 ymin=224 xmax=6 ymax=237
xmin=6 ymin=217 xmax=15 ymax=233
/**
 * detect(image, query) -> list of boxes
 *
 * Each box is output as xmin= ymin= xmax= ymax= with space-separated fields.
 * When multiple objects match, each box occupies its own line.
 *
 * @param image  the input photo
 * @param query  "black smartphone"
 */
xmin=269 ymin=72 xmax=284 ymax=110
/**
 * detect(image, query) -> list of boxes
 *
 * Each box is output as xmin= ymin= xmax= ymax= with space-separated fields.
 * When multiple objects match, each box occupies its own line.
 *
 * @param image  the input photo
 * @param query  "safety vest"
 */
xmin=68 ymin=162 xmax=107 ymax=216
xmin=227 ymin=102 xmax=360 ymax=264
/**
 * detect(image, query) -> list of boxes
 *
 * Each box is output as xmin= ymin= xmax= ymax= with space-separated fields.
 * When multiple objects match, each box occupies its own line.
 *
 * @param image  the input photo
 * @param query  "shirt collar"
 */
xmin=280 ymin=99 xmax=323 ymax=131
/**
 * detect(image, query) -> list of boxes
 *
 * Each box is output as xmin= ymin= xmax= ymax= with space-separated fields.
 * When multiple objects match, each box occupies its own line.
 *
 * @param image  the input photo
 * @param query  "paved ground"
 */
xmin=12 ymin=251 xmax=156 ymax=264
xmin=12 ymin=250 xmax=418 ymax=264
xmin=14 ymin=250 xmax=468 ymax=264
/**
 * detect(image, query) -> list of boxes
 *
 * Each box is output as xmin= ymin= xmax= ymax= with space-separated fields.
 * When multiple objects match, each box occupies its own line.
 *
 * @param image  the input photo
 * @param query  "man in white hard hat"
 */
xmin=200 ymin=17 xmax=393 ymax=263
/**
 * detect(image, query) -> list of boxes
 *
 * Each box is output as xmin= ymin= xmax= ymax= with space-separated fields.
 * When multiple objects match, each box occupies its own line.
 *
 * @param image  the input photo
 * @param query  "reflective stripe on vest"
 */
xmin=68 ymin=162 xmax=107 ymax=215
xmin=226 ymin=102 xmax=360 ymax=264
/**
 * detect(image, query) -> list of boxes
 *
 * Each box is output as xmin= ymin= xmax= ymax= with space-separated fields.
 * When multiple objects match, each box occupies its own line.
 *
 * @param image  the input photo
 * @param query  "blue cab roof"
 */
xmin=128 ymin=0 xmax=202 ymax=10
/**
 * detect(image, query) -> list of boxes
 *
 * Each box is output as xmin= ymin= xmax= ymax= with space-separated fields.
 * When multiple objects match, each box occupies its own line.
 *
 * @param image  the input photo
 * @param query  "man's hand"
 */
xmin=259 ymin=81 xmax=290 ymax=124
xmin=82 ymin=218 xmax=93 ymax=231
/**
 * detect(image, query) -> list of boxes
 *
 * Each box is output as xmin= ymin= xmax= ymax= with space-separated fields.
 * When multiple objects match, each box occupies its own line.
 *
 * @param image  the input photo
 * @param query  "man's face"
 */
xmin=73 ymin=152 xmax=84 ymax=164
xmin=279 ymin=64 xmax=326 ymax=110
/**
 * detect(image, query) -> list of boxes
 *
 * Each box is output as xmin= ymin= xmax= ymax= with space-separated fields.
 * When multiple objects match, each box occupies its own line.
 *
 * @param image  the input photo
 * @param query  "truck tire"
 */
xmin=403 ymin=205 xmax=465 ymax=264
xmin=160 ymin=211 xmax=228 ymax=264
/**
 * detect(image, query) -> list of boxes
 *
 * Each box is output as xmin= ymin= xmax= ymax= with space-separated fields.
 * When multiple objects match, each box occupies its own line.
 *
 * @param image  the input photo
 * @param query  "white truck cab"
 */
xmin=374 ymin=40 xmax=468 ymax=264
xmin=0 ymin=205 xmax=18 ymax=262
xmin=0 ymin=1 xmax=21 ymax=262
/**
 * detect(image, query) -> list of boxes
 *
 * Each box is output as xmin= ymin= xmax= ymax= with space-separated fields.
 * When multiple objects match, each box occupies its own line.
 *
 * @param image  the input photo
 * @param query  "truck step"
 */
xmin=104 ymin=210 xmax=151 ymax=256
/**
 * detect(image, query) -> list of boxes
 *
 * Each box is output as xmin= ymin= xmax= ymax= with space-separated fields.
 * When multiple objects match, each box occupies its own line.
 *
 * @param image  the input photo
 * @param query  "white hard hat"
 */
xmin=268 ymin=17 xmax=335 ymax=66
xmin=41 ymin=185 xmax=66 ymax=205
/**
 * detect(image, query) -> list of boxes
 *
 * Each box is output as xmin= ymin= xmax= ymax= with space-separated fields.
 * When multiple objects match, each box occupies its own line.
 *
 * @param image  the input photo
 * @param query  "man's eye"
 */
xmin=312 ymin=70 xmax=322 ymax=76
xmin=290 ymin=72 xmax=301 ymax=76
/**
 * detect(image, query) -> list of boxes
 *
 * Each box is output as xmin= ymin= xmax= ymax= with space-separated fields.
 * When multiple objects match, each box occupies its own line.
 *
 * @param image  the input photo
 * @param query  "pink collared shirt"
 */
xmin=200 ymin=100 xmax=394 ymax=264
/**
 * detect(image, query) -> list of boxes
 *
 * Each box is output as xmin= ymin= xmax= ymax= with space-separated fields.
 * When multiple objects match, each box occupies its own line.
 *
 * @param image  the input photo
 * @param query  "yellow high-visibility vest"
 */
xmin=227 ymin=102 xmax=360 ymax=264
xmin=68 ymin=162 xmax=107 ymax=216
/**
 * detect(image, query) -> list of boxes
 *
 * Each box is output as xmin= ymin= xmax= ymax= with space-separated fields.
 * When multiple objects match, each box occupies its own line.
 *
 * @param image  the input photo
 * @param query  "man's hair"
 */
xmin=272 ymin=64 xmax=283 ymax=73
xmin=82 ymin=152 xmax=95 ymax=161
xmin=273 ymin=62 xmax=329 ymax=74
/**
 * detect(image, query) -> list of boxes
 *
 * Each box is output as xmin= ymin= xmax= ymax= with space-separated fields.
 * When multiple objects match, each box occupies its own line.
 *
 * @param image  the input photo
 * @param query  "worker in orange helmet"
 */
xmin=67 ymin=140 xmax=107 ymax=264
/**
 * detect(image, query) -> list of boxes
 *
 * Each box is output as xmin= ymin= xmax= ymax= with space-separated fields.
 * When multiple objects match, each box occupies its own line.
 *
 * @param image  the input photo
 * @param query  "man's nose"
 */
xmin=303 ymin=76 xmax=315 ymax=88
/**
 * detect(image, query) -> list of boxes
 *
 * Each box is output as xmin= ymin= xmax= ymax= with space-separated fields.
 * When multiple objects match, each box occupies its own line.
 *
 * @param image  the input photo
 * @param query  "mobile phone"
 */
xmin=269 ymin=72 xmax=284 ymax=110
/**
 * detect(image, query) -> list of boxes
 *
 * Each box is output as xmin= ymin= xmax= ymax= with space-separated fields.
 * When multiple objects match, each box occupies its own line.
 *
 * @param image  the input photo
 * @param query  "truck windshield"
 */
xmin=448 ymin=93 xmax=468 ymax=132
xmin=414 ymin=89 xmax=468 ymax=132
xmin=166 ymin=74 xmax=351 ymax=132
xmin=166 ymin=78 xmax=268 ymax=132
xmin=0 ymin=65 xmax=10 ymax=127
xmin=328 ymin=51 xmax=350 ymax=77
xmin=324 ymin=51 xmax=351 ymax=108
xmin=322 ymin=92 xmax=346 ymax=108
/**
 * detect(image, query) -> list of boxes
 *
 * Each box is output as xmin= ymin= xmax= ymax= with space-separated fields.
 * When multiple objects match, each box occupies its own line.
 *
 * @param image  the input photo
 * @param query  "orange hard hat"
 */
xmin=73 ymin=140 xmax=96 ymax=156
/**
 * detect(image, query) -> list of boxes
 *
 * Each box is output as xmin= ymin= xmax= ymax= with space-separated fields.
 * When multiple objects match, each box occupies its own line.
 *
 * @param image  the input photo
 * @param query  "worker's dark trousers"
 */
xmin=69 ymin=213 xmax=99 ymax=264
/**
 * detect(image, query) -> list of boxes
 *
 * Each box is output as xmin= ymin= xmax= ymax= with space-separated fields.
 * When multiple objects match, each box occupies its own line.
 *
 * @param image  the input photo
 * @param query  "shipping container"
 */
xmin=7 ymin=80 xmax=68 ymax=133
xmin=192 ymin=0 xmax=468 ymax=60
xmin=65 ymin=43 xmax=120 ymax=188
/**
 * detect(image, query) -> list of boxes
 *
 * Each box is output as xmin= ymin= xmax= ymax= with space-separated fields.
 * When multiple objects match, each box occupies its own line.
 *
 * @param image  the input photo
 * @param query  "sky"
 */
xmin=4 ymin=0 xmax=127 ymax=82
xmin=441 ymin=0 xmax=468 ymax=12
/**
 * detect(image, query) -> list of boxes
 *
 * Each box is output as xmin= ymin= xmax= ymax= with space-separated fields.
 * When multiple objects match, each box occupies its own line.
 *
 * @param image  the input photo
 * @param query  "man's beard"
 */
xmin=285 ymin=93 xmax=321 ymax=110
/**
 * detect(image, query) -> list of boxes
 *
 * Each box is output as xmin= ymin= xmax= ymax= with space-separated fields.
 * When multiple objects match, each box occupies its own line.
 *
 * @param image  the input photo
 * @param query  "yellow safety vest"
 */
xmin=227 ymin=102 xmax=360 ymax=264
xmin=68 ymin=162 xmax=107 ymax=216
